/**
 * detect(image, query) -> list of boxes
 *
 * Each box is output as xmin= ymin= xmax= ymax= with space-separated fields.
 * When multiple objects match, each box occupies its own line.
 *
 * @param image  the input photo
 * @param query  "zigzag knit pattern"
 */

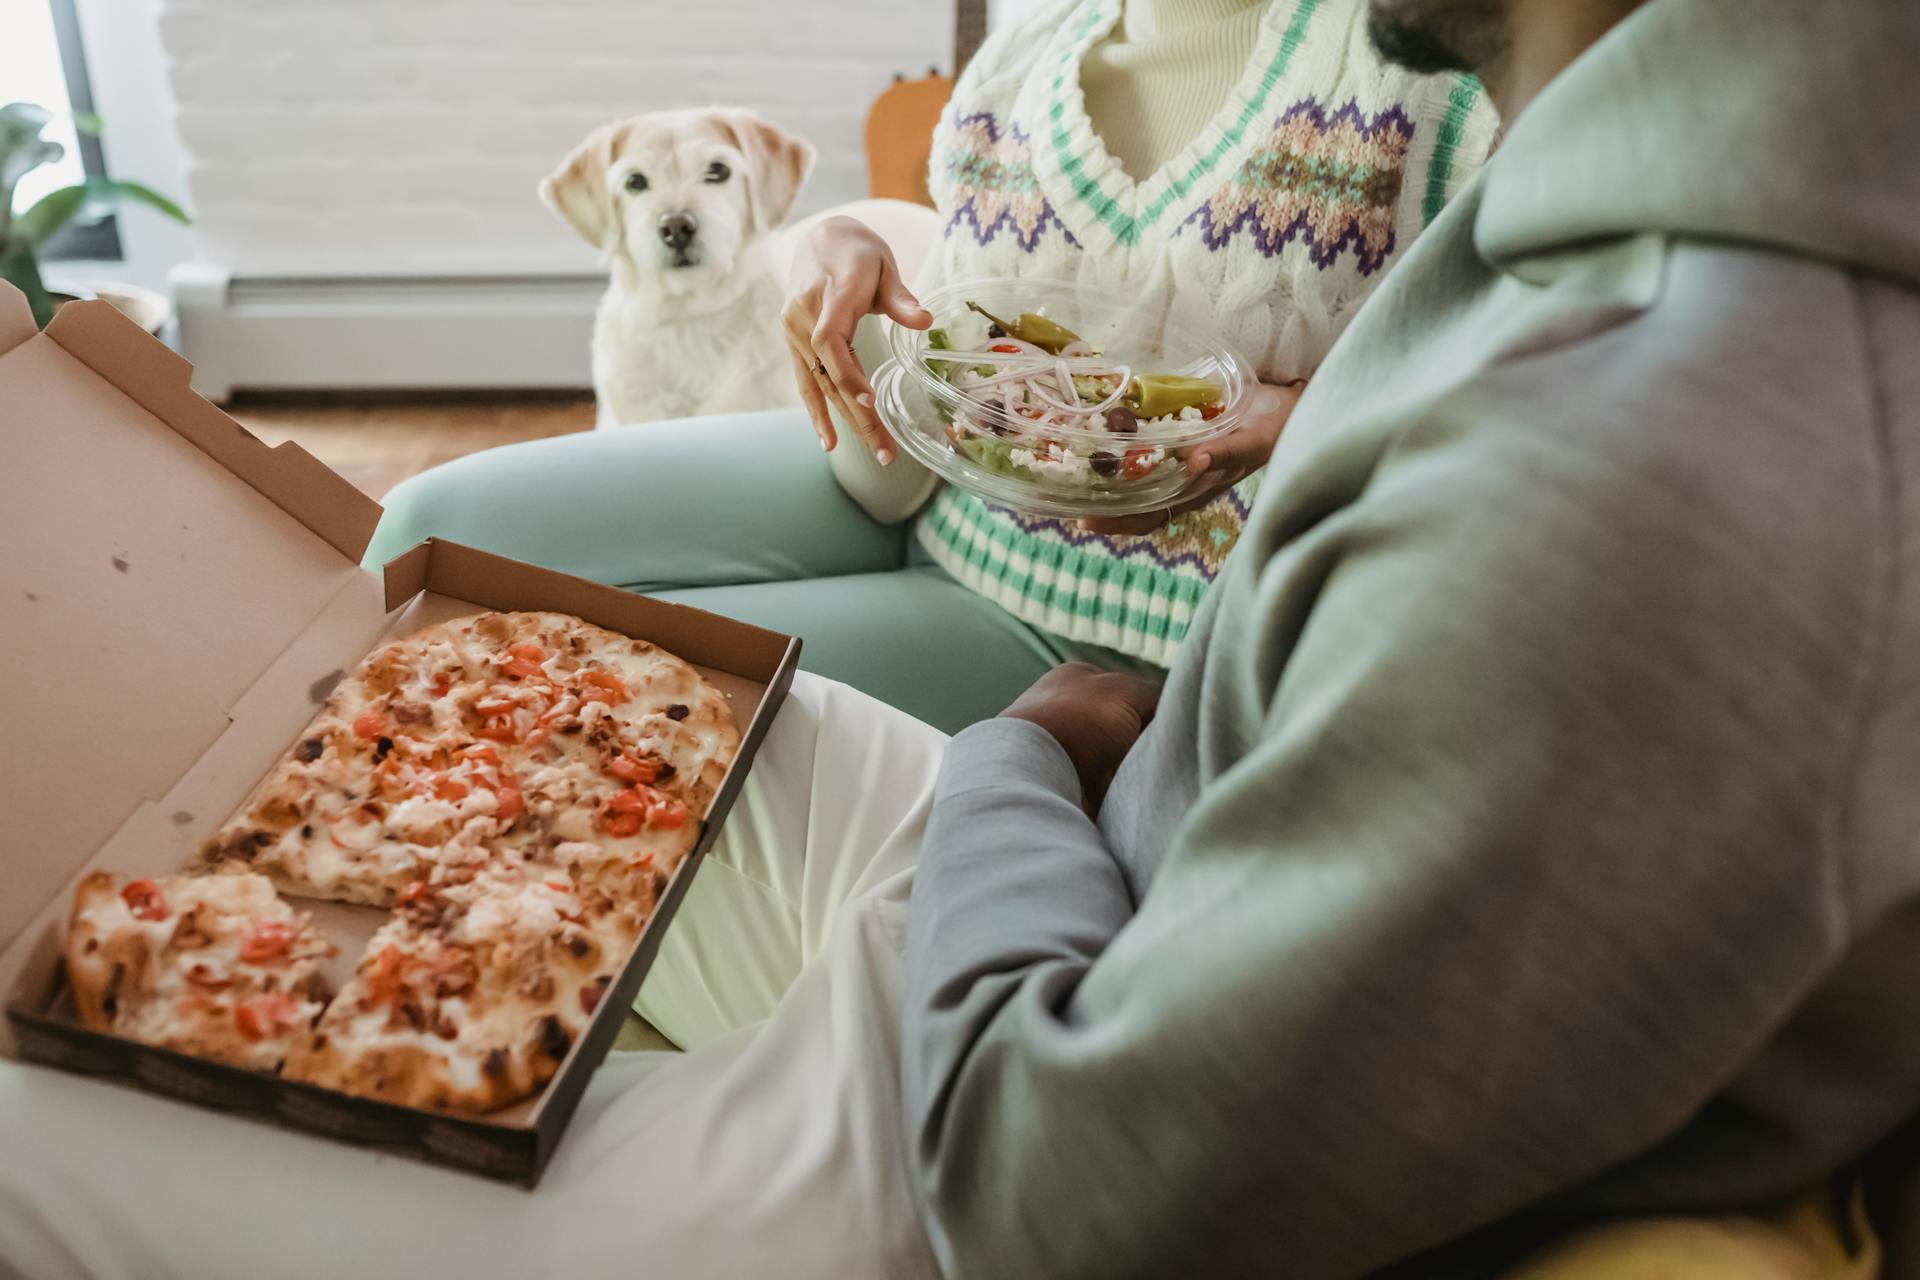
xmin=913 ymin=0 xmax=1500 ymax=664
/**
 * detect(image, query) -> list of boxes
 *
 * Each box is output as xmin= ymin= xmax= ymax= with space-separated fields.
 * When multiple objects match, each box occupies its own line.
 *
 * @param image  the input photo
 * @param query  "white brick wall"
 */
xmin=159 ymin=0 xmax=951 ymax=276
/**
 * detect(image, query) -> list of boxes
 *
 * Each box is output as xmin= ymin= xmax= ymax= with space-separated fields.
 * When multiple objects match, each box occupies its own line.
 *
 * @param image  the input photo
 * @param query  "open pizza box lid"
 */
xmin=0 ymin=282 xmax=798 ymax=1181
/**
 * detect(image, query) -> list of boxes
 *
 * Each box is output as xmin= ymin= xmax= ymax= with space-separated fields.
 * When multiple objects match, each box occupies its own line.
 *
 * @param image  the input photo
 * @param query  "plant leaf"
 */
xmin=97 ymin=178 xmax=191 ymax=224
xmin=16 ymin=176 xmax=191 ymax=246
xmin=14 ymin=182 xmax=88 ymax=246
xmin=0 ymin=235 xmax=56 ymax=328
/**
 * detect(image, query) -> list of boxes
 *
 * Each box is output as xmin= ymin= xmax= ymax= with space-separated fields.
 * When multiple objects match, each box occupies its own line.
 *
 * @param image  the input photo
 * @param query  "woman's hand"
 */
xmin=1078 ymin=380 xmax=1305 ymax=536
xmin=783 ymin=216 xmax=932 ymax=465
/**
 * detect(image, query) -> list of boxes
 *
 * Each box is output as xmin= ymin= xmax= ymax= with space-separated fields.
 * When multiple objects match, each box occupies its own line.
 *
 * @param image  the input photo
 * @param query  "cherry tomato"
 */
xmin=647 ymin=795 xmax=689 ymax=830
xmin=503 ymin=643 xmax=545 ymax=680
xmin=579 ymin=670 xmax=630 ymax=705
xmin=991 ymin=344 xmax=1021 ymax=354
xmin=493 ymin=783 xmax=524 ymax=823
xmin=352 ymin=712 xmax=385 ymax=741
xmin=605 ymin=811 xmax=644 ymax=838
xmin=1199 ymin=402 xmax=1224 ymax=421
xmin=240 ymin=920 xmax=294 ymax=964
xmin=608 ymin=754 xmax=660 ymax=785
xmin=120 ymin=879 xmax=168 ymax=921
xmin=1122 ymin=447 xmax=1156 ymax=481
xmin=234 ymin=993 xmax=302 ymax=1040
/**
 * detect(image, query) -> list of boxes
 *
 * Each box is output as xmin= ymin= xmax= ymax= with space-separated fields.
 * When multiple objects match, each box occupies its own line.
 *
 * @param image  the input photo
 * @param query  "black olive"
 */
xmin=374 ymin=736 xmax=393 ymax=760
xmin=1090 ymin=451 xmax=1120 ymax=477
xmin=666 ymin=704 xmax=689 ymax=721
xmin=1105 ymin=406 xmax=1139 ymax=434
xmin=655 ymin=763 xmax=676 ymax=782
xmin=484 ymin=1047 xmax=508 ymax=1078
xmin=248 ymin=830 xmax=273 ymax=848
xmin=301 ymin=824 xmax=314 ymax=838
xmin=987 ymin=323 xmax=1005 ymax=339
xmin=538 ymin=1015 xmax=571 ymax=1061
xmin=567 ymin=934 xmax=591 ymax=958
xmin=299 ymin=738 xmax=324 ymax=762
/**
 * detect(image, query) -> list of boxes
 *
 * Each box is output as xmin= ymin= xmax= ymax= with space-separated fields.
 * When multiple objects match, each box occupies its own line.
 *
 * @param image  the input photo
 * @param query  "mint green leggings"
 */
xmin=364 ymin=409 xmax=1095 ymax=732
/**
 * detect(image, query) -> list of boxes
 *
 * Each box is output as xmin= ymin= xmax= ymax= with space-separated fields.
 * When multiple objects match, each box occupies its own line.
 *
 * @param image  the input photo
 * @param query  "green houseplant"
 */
xmin=1 ymin=101 xmax=189 ymax=328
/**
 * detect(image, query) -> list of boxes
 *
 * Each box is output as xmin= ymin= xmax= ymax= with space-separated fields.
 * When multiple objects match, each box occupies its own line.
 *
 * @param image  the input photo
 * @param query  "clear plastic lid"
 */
xmin=875 ymin=277 xmax=1258 ymax=518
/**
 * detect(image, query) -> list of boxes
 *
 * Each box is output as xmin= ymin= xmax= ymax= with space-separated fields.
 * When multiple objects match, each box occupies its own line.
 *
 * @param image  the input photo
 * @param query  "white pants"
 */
xmin=0 ymin=674 xmax=946 ymax=1280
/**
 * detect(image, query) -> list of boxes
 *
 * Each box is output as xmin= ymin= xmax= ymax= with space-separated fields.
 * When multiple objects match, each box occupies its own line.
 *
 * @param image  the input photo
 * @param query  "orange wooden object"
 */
xmin=865 ymin=73 xmax=953 ymax=208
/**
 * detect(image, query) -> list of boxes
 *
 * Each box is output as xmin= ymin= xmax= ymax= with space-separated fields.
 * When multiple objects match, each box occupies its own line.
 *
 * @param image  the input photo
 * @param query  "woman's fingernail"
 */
xmin=856 ymin=392 xmax=874 ymax=408
xmin=818 ymin=434 xmax=830 ymax=451
xmin=1192 ymin=453 xmax=1211 ymax=472
xmin=877 ymin=447 xmax=895 ymax=466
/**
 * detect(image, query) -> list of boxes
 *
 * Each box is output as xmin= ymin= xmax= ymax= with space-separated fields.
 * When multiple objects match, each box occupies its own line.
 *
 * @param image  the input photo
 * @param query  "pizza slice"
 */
xmin=197 ymin=611 xmax=740 ymax=911
xmin=284 ymin=865 xmax=624 ymax=1111
xmin=65 ymin=871 xmax=334 ymax=1072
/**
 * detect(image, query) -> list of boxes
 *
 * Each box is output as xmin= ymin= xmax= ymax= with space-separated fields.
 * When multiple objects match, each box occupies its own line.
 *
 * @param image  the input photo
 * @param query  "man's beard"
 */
xmin=1366 ymin=0 xmax=1508 ymax=75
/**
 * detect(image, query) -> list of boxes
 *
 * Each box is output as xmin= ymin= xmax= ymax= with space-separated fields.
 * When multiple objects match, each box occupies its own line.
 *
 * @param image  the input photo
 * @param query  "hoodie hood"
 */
xmin=1476 ymin=0 xmax=1920 ymax=287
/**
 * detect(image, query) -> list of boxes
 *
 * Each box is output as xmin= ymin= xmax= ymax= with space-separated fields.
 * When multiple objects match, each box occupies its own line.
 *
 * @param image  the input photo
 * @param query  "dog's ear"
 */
xmin=540 ymin=122 xmax=627 ymax=253
xmin=711 ymin=110 xmax=816 ymax=233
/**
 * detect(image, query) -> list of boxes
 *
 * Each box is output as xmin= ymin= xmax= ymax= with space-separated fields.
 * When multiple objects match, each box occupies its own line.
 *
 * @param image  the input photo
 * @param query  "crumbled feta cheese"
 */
xmin=1179 ymin=406 xmax=1203 ymax=421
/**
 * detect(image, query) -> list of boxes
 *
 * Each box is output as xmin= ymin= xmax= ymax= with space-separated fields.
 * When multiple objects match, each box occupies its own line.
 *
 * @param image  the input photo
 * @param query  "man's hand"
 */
xmin=1002 ymin=663 xmax=1162 ymax=813
xmin=1078 ymin=380 xmax=1305 ymax=537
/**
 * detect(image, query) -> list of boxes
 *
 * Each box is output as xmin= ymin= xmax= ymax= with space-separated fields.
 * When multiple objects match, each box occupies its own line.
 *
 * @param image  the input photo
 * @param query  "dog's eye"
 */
xmin=704 ymin=161 xmax=731 ymax=184
xmin=624 ymin=172 xmax=649 ymax=194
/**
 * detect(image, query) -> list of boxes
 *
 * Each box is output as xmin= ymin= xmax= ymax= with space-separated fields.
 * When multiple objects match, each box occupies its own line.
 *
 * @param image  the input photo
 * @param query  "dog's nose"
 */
xmin=658 ymin=211 xmax=698 ymax=252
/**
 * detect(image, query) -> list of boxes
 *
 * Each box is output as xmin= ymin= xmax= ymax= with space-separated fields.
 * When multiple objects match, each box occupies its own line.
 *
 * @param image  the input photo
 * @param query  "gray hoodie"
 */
xmin=904 ymin=0 xmax=1920 ymax=1275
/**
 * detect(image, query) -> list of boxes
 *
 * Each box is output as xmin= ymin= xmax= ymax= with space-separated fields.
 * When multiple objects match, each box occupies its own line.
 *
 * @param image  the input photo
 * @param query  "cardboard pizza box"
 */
xmin=0 ymin=282 xmax=799 ymax=1185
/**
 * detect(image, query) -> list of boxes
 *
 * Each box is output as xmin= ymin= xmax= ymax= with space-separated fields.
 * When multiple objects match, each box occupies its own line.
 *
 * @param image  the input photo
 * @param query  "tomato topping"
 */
xmin=120 ymin=879 xmax=168 ymax=921
xmin=429 ymin=673 xmax=454 ymax=698
xmin=606 ymin=787 xmax=649 ymax=815
xmin=600 ymin=785 xmax=687 ymax=833
xmin=493 ymin=783 xmax=524 ymax=823
xmin=474 ymin=696 xmax=518 ymax=717
xmin=648 ymin=795 xmax=689 ymax=830
xmin=579 ymin=670 xmax=630 ymax=705
xmin=352 ymin=712 xmax=385 ymax=740
xmin=503 ymin=643 xmax=545 ymax=680
xmin=991 ymin=343 xmax=1021 ymax=354
xmin=234 ymin=994 xmax=302 ymax=1040
xmin=240 ymin=920 xmax=294 ymax=964
xmin=1199 ymin=402 xmax=1225 ymax=421
xmin=365 ymin=945 xmax=411 ymax=1007
xmin=546 ymin=880 xmax=571 ymax=893
xmin=433 ymin=775 xmax=471 ymax=802
xmin=601 ymin=810 xmax=644 ymax=839
xmin=461 ymin=742 xmax=500 ymax=764
xmin=397 ymin=881 xmax=429 ymax=906
xmin=477 ymin=714 xmax=518 ymax=743
xmin=608 ymin=754 xmax=661 ymax=785
xmin=526 ymin=723 xmax=551 ymax=748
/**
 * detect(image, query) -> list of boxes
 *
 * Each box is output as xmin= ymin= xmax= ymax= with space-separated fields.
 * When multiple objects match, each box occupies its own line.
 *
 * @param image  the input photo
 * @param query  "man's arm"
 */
xmin=903 ymin=403 xmax=1875 ymax=1278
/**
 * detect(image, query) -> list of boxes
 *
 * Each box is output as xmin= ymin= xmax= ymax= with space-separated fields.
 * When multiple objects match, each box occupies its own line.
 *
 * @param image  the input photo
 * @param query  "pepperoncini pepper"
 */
xmin=965 ymin=302 xmax=1084 ymax=355
xmin=1124 ymin=374 xmax=1221 ymax=419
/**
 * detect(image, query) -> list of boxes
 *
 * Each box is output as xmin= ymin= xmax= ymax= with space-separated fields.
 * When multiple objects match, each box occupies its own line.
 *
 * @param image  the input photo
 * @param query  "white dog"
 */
xmin=541 ymin=108 xmax=816 ymax=427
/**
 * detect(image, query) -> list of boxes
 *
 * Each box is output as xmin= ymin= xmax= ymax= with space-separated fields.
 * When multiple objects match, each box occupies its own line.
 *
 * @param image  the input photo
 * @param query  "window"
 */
xmin=3 ymin=0 xmax=120 ymax=260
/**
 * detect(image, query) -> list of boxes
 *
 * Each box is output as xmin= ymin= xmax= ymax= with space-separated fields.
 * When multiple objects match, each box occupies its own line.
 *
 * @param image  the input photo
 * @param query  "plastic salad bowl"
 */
xmin=872 ymin=278 xmax=1256 ymax=519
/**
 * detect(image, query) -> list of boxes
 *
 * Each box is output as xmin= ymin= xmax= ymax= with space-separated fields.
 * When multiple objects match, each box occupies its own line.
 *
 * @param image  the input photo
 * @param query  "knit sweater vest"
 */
xmin=912 ymin=0 xmax=1499 ymax=665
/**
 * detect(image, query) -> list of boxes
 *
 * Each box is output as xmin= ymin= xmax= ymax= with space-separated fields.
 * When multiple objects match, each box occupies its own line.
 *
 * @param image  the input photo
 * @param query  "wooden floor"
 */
xmin=229 ymin=392 xmax=596 ymax=500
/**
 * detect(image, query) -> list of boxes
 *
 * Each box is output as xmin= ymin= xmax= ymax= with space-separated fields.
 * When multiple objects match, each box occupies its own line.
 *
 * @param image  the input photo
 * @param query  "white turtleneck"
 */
xmin=1079 ymin=0 xmax=1269 ymax=180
